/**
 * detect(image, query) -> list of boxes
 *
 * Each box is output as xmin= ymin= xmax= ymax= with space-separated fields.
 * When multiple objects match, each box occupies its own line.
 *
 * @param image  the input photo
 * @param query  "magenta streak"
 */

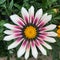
xmin=14 ymin=26 xmax=20 ymax=29
xmin=40 ymin=32 xmax=47 ymax=36
xmin=18 ymin=21 xmax=24 ymax=26
xmin=16 ymin=37 xmax=23 ymax=42
xmin=38 ymin=21 xmax=45 ymax=27
xmin=38 ymin=35 xmax=45 ymax=39
xmin=19 ymin=18 xmax=25 ymax=25
xmin=39 ymin=27 xmax=46 ymax=31
xmin=14 ymin=33 xmax=22 ymax=37
xmin=25 ymin=16 xmax=29 ymax=24
xmin=35 ymin=40 xmax=40 ymax=46
xmin=27 ymin=42 xmax=30 ymax=49
xmin=31 ymin=41 xmax=35 ymax=47
xmin=37 ymin=38 xmax=44 ymax=44
xmin=19 ymin=17 xmax=23 ymax=21
xmin=14 ymin=30 xmax=22 ymax=33
xmin=34 ymin=18 xmax=38 ymax=24
xmin=31 ymin=16 xmax=34 ymax=23
xmin=22 ymin=40 xmax=27 ymax=46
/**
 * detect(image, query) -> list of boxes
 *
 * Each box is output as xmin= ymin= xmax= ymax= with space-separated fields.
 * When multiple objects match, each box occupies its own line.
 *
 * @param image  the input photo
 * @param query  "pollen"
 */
xmin=24 ymin=26 xmax=37 ymax=39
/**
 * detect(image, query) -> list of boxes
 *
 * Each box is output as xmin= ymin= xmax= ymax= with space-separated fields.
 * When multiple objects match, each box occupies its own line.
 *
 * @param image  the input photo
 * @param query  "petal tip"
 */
xmin=17 ymin=53 xmax=20 ymax=58
xmin=8 ymin=47 xmax=10 ymax=50
xmin=4 ymin=23 xmax=9 ymax=27
xmin=44 ymin=52 xmax=47 ymax=55
xmin=10 ymin=14 xmax=16 ymax=18
xmin=21 ymin=7 xmax=25 ymax=11
xmin=4 ymin=24 xmax=7 ymax=26
xmin=31 ymin=6 xmax=34 ymax=8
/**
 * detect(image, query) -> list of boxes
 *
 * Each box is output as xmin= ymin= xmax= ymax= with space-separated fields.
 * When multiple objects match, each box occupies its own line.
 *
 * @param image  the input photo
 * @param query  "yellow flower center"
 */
xmin=24 ymin=26 xmax=37 ymax=39
xmin=57 ymin=29 xmax=60 ymax=37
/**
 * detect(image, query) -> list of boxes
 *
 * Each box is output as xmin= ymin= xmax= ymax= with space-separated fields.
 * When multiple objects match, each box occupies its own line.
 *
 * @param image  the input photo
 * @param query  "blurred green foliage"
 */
xmin=0 ymin=0 xmax=60 ymax=60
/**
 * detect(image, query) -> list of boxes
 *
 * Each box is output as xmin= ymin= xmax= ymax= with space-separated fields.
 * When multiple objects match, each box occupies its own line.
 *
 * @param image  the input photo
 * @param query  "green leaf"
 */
xmin=0 ymin=0 xmax=6 ymax=4
xmin=47 ymin=0 xmax=57 ymax=6
xmin=9 ymin=0 xmax=14 ymax=10
xmin=14 ymin=3 xmax=21 ymax=10
xmin=52 ymin=45 xmax=60 ymax=60
xmin=54 ymin=16 xmax=60 ymax=20
xmin=0 ymin=20 xmax=6 ymax=27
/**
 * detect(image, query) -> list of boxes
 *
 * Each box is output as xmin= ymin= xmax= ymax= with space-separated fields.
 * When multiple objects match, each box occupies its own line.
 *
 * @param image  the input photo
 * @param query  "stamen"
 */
xmin=24 ymin=26 xmax=37 ymax=39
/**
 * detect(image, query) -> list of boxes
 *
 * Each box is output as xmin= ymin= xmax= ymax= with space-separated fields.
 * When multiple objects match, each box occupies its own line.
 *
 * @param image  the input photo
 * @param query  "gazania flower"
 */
xmin=4 ymin=6 xmax=57 ymax=60
xmin=57 ymin=25 xmax=60 ymax=37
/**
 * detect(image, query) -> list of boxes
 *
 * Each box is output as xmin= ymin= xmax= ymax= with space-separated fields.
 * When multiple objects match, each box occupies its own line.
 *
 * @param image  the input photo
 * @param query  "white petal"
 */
xmin=8 ymin=38 xmax=23 ymax=49
xmin=44 ymin=36 xmax=56 ymax=43
xmin=34 ymin=9 xmax=43 ymax=25
xmin=41 ymin=13 xmax=48 ymax=20
xmin=10 ymin=14 xmax=25 ymax=27
xmin=31 ymin=41 xmax=38 ymax=59
xmin=4 ymin=23 xmax=20 ymax=30
xmin=35 ymin=40 xmax=47 ymax=55
xmin=29 ymin=6 xmax=34 ymax=23
xmin=47 ymin=32 xmax=57 ymax=37
xmin=37 ymin=13 xmax=48 ymax=27
xmin=45 ymin=24 xmax=56 ymax=31
xmin=38 ymin=44 xmax=47 ymax=55
xmin=21 ymin=7 xmax=29 ymax=23
xmin=25 ymin=43 xmax=30 ymax=60
xmin=41 ymin=15 xmax=52 ymax=25
xmin=29 ymin=6 xmax=34 ymax=17
xmin=3 ymin=34 xmax=19 ymax=41
xmin=35 ymin=8 xmax=43 ymax=20
xmin=42 ymin=42 xmax=52 ymax=49
xmin=17 ymin=40 xmax=28 ymax=58
xmin=4 ymin=30 xmax=13 ymax=35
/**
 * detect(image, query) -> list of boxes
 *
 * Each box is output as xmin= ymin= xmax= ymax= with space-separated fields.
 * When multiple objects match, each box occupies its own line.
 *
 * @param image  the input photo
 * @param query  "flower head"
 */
xmin=57 ymin=25 xmax=60 ymax=37
xmin=4 ymin=6 xmax=57 ymax=60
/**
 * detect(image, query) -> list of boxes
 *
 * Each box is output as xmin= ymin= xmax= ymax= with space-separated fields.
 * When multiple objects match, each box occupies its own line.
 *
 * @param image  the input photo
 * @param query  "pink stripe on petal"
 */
xmin=38 ymin=35 xmax=45 ymax=39
xmin=39 ymin=32 xmax=47 ymax=36
xmin=14 ymin=33 xmax=22 ymax=36
xmin=18 ymin=21 xmax=24 ymax=26
xmin=15 ymin=34 xmax=20 ymax=36
xmin=37 ymin=38 xmax=44 ymax=44
xmin=26 ymin=42 xmax=30 ymax=50
xmin=27 ymin=44 xmax=30 ymax=49
xmin=21 ymin=7 xmax=29 ymax=24
xmin=14 ymin=26 xmax=21 ymax=29
xmin=33 ymin=18 xmax=38 ymax=25
xmin=14 ymin=30 xmax=22 ymax=33
xmin=25 ymin=42 xmax=30 ymax=60
xmin=35 ymin=40 xmax=40 ymax=46
xmin=30 ymin=16 xmax=34 ymax=23
xmin=13 ymin=29 xmax=22 ymax=32
xmin=10 ymin=14 xmax=25 ymax=26
xmin=19 ymin=18 xmax=26 ymax=25
xmin=38 ymin=21 xmax=44 ymax=27
xmin=39 ymin=27 xmax=46 ymax=31
xmin=25 ymin=16 xmax=29 ymax=23
xmin=16 ymin=38 xmax=23 ymax=42
xmin=31 ymin=41 xmax=35 ymax=47
xmin=31 ymin=40 xmax=38 ymax=58
xmin=22 ymin=40 xmax=28 ymax=46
